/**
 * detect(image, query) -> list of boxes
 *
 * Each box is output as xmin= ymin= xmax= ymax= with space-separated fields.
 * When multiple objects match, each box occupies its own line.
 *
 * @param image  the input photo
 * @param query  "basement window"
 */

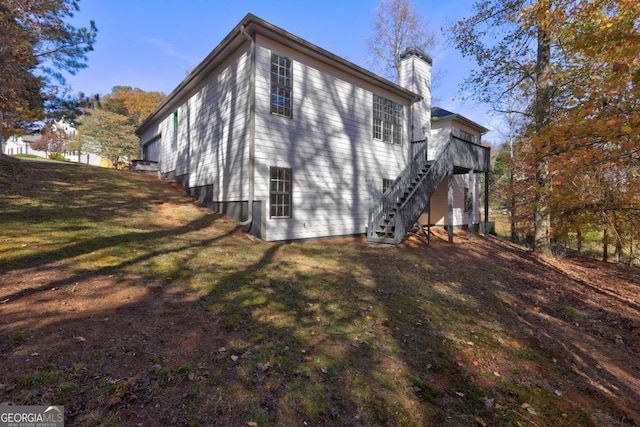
xmin=270 ymin=166 xmax=292 ymax=218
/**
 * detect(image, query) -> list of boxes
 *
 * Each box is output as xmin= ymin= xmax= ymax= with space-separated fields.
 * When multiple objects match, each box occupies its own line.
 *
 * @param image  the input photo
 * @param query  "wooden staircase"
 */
xmin=367 ymin=135 xmax=490 ymax=244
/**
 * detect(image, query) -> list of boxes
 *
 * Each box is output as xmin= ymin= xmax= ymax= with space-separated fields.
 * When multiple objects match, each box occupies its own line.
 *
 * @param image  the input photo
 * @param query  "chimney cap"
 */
xmin=400 ymin=47 xmax=433 ymax=65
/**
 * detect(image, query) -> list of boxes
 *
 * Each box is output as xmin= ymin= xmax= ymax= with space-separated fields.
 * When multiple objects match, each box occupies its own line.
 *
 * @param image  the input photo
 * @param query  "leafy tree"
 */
xmin=451 ymin=0 xmax=639 ymax=256
xmin=72 ymin=87 xmax=163 ymax=167
xmin=490 ymin=88 xmax=530 ymax=243
xmin=77 ymin=109 xmax=138 ymax=168
xmin=366 ymin=0 xmax=436 ymax=82
xmin=101 ymin=86 xmax=165 ymax=127
xmin=31 ymin=121 xmax=69 ymax=155
xmin=451 ymin=0 xmax=556 ymax=253
xmin=0 ymin=0 xmax=96 ymax=138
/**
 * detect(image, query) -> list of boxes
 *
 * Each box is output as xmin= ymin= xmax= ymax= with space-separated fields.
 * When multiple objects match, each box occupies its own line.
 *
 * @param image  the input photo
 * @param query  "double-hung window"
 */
xmin=271 ymin=54 xmax=292 ymax=118
xmin=270 ymin=167 xmax=292 ymax=218
xmin=382 ymin=178 xmax=393 ymax=193
xmin=373 ymin=95 xmax=403 ymax=145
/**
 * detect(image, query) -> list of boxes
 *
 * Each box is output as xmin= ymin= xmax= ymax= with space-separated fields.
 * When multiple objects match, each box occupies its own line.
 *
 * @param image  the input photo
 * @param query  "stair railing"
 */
xmin=367 ymin=141 xmax=430 ymax=242
xmin=368 ymin=138 xmax=456 ymax=244
xmin=392 ymin=142 xmax=454 ymax=241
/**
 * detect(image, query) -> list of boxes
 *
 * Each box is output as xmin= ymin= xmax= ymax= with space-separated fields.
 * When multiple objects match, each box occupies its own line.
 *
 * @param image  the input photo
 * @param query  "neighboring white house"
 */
xmin=2 ymin=120 xmax=109 ymax=167
xmin=3 ymin=133 xmax=46 ymax=158
xmin=136 ymin=14 xmax=490 ymax=243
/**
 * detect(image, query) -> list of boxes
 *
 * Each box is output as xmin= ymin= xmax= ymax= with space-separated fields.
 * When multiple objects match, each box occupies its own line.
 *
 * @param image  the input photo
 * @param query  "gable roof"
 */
xmin=137 ymin=14 xmax=422 ymax=135
xmin=431 ymin=106 xmax=489 ymax=134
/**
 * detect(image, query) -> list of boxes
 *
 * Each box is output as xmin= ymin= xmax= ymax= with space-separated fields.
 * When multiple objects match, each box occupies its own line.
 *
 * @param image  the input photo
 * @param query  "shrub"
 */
xmin=48 ymin=153 xmax=66 ymax=161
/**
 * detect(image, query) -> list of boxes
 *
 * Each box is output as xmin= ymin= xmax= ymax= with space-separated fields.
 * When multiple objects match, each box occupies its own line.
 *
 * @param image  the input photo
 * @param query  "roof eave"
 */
xmin=432 ymin=113 xmax=489 ymax=135
xmin=246 ymin=15 xmax=421 ymax=102
xmin=136 ymin=17 xmax=250 ymax=135
xmin=137 ymin=14 xmax=421 ymax=135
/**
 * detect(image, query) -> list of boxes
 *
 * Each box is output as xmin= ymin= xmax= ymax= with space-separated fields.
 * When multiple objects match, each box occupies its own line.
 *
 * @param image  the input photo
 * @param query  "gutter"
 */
xmin=238 ymin=25 xmax=256 ymax=229
xmin=137 ymin=14 xmax=421 ymax=136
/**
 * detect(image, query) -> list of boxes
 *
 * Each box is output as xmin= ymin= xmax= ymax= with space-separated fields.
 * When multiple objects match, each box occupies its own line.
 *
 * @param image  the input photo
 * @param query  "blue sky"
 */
xmin=66 ymin=0 xmax=500 ymax=143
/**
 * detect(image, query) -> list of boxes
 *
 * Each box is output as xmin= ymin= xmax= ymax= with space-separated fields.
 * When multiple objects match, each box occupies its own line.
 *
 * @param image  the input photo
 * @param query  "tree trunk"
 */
xmin=613 ymin=212 xmax=623 ymax=264
xmin=603 ymin=228 xmax=609 ymax=262
xmin=577 ymin=228 xmax=583 ymax=253
xmin=533 ymin=10 xmax=552 ymax=255
xmin=509 ymin=154 xmax=517 ymax=243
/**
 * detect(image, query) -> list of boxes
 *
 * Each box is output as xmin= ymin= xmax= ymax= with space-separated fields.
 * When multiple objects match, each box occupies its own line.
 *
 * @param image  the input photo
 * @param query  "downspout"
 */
xmin=408 ymin=57 xmax=415 ymax=160
xmin=408 ymin=99 xmax=414 ymax=159
xmin=239 ymin=25 xmax=256 ymax=229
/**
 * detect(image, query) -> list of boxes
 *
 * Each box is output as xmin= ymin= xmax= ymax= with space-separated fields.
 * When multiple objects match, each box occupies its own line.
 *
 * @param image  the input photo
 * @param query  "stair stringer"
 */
xmin=368 ymin=139 xmax=454 ymax=244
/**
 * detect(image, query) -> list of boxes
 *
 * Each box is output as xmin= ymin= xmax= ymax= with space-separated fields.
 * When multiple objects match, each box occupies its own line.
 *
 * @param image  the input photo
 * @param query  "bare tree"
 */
xmin=366 ymin=0 xmax=436 ymax=83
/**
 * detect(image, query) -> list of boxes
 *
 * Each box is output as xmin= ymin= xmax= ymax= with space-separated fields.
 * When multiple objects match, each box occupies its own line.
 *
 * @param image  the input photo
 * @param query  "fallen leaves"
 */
xmin=521 ymin=403 xmax=538 ymax=415
xmin=257 ymin=360 xmax=273 ymax=372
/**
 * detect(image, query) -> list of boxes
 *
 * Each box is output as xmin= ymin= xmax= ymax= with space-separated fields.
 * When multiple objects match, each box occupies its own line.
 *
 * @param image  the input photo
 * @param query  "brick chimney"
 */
xmin=398 ymin=47 xmax=433 ymax=143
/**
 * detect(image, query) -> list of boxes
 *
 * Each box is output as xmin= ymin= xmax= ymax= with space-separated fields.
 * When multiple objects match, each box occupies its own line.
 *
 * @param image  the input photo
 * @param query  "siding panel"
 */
xmin=142 ymin=47 xmax=251 ymax=201
xmin=253 ymin=41 xmax=411 ymax=241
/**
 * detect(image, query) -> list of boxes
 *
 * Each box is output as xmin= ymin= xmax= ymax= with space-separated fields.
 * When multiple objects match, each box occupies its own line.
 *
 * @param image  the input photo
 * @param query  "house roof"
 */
xmin=8 ymin=132 xmax=41 ymax=143
xmin=22 ymin=133 xmax=42 ymax=143
xmin=431 ymin=107 xmax=489 ymax=134
xmin=137 ymin=14 xmax=422 ymax=135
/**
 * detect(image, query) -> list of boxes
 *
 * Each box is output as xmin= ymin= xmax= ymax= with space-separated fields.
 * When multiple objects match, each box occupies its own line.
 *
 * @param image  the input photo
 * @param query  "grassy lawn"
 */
xmin=1 ymin=157 xmax=639 ymax=426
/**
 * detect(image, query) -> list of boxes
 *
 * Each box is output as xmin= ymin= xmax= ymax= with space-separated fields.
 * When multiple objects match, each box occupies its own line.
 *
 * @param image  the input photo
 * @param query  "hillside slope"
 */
xmin=1 ymin=157 xmax=639 ymax=426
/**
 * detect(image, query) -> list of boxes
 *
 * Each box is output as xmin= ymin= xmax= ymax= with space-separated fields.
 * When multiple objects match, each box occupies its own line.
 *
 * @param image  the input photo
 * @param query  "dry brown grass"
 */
xmin=1 ymin=156 xmax=639 ymax=426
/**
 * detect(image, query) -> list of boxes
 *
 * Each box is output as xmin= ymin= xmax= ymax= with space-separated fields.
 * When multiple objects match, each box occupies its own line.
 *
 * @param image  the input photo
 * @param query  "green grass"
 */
xmin=17 ymin=364 xmax=63 ymax=387
xmin=1 ymin=158 xmax=635 ymax=426
xmin=13 ymin=154 xmax=43 ymax=159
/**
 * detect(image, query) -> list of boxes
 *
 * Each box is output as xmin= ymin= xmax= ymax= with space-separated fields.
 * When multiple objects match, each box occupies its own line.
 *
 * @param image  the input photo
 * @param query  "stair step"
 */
xmin=368 ymin=144 xmax=449 ymax=245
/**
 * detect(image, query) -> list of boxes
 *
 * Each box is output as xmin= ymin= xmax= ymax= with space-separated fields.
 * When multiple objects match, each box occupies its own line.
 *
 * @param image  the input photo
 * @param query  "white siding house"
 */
xmin=3 ymin=133 xmax=47 ymax=158
xmin=2 ymin=121 xmax=109 ymax=167
xmin=136 ymin=14 xmax=490 ymax=243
